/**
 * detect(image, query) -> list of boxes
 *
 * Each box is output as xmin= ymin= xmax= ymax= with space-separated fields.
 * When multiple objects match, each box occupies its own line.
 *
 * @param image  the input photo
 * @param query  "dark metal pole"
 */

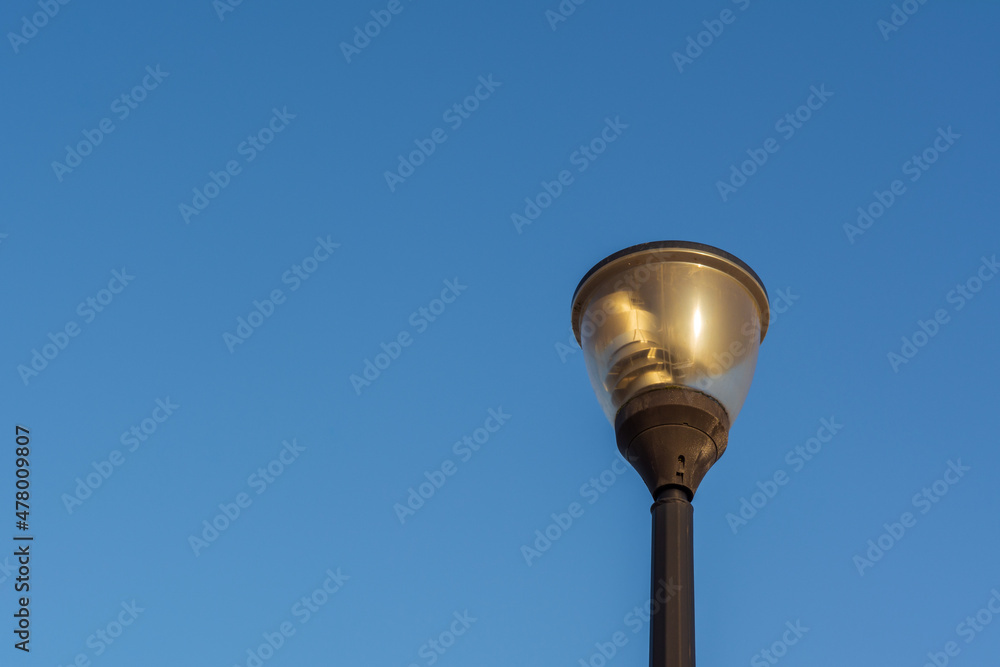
xmin=614 ymin=389 xmax=728 ymax=667
xmin=649 ymin=487 xmax=695 ymax=667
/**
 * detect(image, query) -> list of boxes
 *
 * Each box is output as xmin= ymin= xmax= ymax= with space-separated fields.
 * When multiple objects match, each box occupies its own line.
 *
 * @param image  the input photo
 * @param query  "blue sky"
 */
xmin=2 ymin=0 xmax=999 ymax=665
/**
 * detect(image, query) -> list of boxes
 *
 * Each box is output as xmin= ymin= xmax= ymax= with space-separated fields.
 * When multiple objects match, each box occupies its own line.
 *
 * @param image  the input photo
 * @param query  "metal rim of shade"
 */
xmin=570 ymin=240 xmax=770 ymax=346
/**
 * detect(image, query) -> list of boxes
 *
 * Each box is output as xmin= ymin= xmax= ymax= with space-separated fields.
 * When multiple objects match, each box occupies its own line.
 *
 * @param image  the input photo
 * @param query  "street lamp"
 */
xmin=570 ymin=241 xmax=769 ymax=667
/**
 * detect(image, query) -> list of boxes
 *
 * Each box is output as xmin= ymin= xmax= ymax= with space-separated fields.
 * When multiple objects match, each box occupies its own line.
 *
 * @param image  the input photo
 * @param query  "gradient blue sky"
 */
xmin=3 ymin=1 xmax=999 ymax=665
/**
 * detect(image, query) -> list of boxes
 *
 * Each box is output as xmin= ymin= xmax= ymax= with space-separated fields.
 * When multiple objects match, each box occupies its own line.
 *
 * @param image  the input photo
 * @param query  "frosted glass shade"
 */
xmin=571 ymin=242 xmax=769 ymax=423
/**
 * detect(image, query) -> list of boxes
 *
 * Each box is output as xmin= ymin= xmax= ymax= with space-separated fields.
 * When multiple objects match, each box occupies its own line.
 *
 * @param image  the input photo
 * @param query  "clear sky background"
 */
xmin=2 ymin=0 xmax=999 ymax=665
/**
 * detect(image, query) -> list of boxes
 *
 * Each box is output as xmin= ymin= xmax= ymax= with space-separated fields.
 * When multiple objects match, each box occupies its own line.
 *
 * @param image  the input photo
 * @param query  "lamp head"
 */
xmin=571 ymin=241 xmax=769 ymax=499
